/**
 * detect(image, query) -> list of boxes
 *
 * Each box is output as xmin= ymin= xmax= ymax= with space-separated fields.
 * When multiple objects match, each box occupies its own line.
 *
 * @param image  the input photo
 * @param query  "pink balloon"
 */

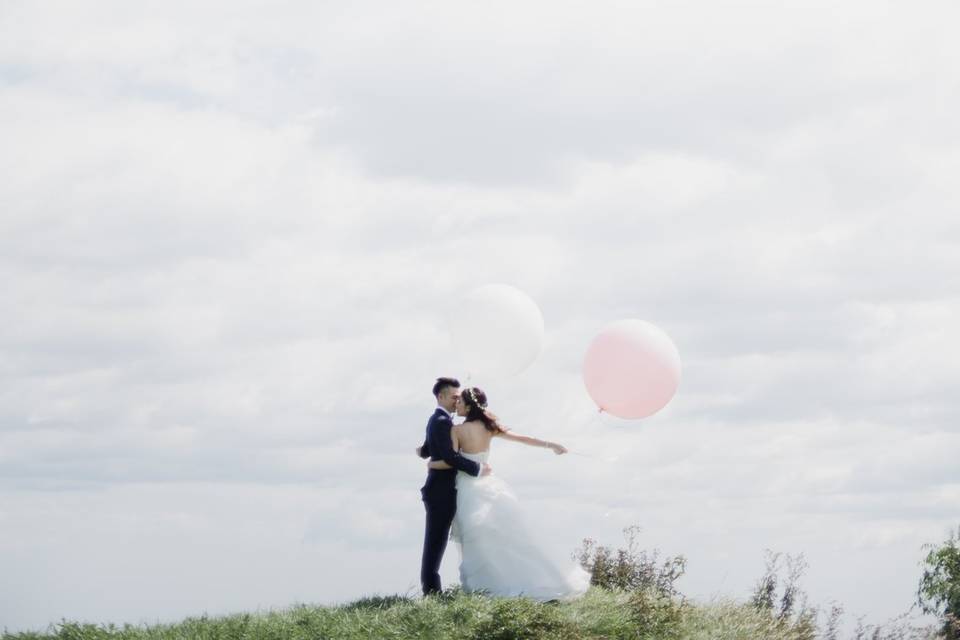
xmin=583 ymin=319 xmax=681 ymax=419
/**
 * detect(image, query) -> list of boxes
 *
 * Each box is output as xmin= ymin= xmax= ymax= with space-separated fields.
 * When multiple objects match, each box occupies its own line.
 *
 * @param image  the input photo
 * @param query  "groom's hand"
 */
xmin=480 ymin=463 xmax=493 ymax=476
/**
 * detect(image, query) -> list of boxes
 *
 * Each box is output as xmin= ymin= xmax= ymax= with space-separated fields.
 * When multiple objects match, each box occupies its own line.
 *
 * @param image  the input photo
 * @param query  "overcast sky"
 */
xmin=2 ymin=0 xmax=959 ymax=634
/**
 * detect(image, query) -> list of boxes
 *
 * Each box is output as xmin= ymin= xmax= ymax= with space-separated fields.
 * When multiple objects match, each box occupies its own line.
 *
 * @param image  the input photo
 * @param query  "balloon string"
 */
xmin=569 ymin=450 xmax=618 ymax=463
xmin=569 ymin=406 xmax=608 ymax=461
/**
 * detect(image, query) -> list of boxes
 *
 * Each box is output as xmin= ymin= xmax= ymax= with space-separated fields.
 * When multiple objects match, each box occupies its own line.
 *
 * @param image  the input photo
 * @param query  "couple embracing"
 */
xmin=417 ymin=377 xmax=591 ymax=600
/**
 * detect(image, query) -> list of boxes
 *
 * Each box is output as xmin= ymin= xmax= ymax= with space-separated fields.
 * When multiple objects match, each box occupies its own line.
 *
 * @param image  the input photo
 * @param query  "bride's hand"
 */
xmin=548 ymin=442 xmax=567 ymax=455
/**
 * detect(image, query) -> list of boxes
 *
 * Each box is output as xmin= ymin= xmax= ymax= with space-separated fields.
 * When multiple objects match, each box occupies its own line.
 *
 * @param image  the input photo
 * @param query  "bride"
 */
xmin=427 ymin=386 xmax=591 ymax=600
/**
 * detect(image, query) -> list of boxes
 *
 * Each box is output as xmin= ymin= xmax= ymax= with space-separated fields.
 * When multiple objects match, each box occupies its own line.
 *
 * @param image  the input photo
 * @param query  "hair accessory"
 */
xmin=466 ymin=388 xmax=487 ymax=409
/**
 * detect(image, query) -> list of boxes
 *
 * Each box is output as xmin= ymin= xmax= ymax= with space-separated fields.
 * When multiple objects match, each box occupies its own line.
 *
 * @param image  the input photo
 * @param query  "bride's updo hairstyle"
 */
xmin=461 ymin=387 xmax=505 ymax=434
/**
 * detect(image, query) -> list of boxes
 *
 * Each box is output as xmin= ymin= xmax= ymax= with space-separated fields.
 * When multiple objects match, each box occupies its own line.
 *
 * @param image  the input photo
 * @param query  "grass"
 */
xmin=1 ymin=586 xmax=851 ymax=640
xmin=3 ymin=528 xmax=942 ymax=640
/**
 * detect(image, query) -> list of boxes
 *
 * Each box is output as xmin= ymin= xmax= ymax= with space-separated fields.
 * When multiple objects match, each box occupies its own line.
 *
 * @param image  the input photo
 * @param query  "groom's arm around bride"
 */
xmin=420 ymin=405 xmax=490 ymax=478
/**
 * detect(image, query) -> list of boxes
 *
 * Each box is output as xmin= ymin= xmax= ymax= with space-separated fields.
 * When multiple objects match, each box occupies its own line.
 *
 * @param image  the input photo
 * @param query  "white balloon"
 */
xmin=447 ymin=284 xmax=545 ymax=378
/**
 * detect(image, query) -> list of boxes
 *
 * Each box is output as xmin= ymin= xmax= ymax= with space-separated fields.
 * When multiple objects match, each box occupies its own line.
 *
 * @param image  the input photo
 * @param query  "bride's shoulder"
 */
xmin=458 ymin=420 xmax=486 ymax=434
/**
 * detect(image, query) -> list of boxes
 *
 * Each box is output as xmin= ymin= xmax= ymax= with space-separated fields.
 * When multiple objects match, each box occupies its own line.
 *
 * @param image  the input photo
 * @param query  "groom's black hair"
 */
xmin=432 ymin=377 xmax=460 ymax=398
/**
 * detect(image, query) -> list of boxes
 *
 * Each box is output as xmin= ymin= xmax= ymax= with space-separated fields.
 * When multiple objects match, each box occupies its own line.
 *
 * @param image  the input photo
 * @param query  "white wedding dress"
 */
xmin=449 ymin=450 xmax=591 ymax=600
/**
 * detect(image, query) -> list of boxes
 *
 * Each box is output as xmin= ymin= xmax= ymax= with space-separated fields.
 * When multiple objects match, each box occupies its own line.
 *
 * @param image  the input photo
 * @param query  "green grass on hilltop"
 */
xmin=1 ymin=587 xmax=845 ymax=640
xmin=5 ymin=524 xmax=946 ymax=640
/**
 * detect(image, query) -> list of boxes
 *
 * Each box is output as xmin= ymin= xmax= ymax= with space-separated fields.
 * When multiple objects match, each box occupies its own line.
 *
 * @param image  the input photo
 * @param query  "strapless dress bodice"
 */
xmin=458 ymin=450 xmax=490 ymax=465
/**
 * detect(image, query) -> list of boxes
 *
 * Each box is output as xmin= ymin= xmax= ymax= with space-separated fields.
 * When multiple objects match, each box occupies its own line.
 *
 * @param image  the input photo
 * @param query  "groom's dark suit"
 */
xmin=418 ymin=407 xmax=481 ymax=595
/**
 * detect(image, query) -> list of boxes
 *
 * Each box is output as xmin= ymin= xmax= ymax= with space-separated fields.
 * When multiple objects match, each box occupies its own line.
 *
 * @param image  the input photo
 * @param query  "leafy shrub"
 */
xmin=918 ymin=526 xmax=960 ymax=640
xmin=573 ymin=525 xmax=686 ymax=596
xmin=627 ymin=587 xmax=686 ymax=639
xmin=749 ymin=550 xmax=816 ymax=639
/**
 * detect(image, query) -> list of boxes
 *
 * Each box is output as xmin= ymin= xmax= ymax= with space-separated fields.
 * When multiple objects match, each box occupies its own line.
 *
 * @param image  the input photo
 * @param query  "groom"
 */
xmin=416 ymin=376 xmax=492 ymax=595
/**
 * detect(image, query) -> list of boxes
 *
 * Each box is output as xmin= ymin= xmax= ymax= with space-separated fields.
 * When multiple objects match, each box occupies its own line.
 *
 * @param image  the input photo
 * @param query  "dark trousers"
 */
xmin=420 ymin=487 xmax=457 ymax=595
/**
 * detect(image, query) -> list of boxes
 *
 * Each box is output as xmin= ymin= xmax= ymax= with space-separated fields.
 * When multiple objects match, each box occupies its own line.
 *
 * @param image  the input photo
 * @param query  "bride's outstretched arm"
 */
xmin=496 ymin=429 xmax=567 ymax=455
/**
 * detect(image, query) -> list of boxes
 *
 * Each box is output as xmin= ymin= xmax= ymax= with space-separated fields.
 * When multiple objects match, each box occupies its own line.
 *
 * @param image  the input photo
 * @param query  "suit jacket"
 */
xmin=419 ymin=407 xmax=481 ymax=494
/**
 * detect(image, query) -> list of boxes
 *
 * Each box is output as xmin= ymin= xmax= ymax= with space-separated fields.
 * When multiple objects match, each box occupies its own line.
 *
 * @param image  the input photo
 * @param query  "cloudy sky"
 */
xmin=2 ymin=0 xmax=959 ymax=634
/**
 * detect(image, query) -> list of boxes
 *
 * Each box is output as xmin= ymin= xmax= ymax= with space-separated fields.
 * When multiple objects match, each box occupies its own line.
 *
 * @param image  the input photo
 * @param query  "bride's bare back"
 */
xmin=452 ymin=420 xmax=495 ymax=454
